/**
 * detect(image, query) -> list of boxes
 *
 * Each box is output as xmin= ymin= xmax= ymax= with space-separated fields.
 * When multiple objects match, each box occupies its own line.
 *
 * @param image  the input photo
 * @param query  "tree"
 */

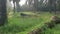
xmin=0 ymin=0 xmax=8 ymax=26
xmin=12 ymin=0 xmax=20 ymax=13
xmin=48 ymin=0 xmax=53 ymax=13
xmin=27 ymin=0 xmax=32 ymax=6
xmin=48 ymin=0 xmax=56 ymax=14
xmin=56 ymin=0 xmax=60 ymax=11
xmin=54 ymin=0 xmax=56 ymax=14
xmin=33 ymin=0 xmax=38 ymax=11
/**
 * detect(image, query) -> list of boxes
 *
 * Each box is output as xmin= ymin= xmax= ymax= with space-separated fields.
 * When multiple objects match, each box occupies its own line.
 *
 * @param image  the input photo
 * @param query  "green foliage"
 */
xmin=0 ymin=11 xmax=60 ymax=34
xmin=44 ymin=24 xmax=60 ymax=34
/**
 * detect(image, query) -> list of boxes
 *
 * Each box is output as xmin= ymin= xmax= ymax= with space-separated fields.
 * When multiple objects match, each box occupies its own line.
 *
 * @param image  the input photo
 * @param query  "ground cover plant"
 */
xmin=0 ymin=11 xmax=60 ymax=34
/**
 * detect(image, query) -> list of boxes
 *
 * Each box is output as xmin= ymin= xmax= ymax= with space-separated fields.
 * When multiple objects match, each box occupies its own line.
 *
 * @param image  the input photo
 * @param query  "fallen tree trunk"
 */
xmin=28 ymin=16 xmax=60 ymax=34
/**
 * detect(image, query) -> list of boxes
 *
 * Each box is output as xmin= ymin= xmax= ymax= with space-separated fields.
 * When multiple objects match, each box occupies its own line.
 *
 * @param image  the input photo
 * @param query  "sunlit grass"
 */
xmin=0 ymin=11 xmax=60 ymax=34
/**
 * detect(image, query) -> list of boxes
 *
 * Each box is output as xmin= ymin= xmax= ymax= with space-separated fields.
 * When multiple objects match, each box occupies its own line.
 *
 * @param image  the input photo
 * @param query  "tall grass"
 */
xmin=0 ymin=12 xmax=59 ymax=34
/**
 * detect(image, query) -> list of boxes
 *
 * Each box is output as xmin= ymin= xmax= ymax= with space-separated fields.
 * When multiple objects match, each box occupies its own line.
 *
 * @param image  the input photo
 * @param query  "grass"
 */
xmin=0 ymin=11 xmax=60 ymax=34
xmin=44 ymin=24 xmax=60 ymax=34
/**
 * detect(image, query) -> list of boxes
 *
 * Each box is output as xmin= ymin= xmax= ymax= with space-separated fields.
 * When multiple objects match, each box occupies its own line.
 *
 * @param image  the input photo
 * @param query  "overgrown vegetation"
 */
xmin=0 ymin=11 xmax=60 ymax=34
